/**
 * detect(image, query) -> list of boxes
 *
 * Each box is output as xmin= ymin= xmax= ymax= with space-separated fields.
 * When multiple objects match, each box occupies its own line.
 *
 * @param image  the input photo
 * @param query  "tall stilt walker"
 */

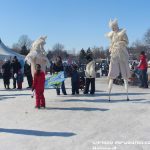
xmin=106 ymin=19 xmax=130 ymax=101
xmin=25 ymin=36 xmax=50 ymax=77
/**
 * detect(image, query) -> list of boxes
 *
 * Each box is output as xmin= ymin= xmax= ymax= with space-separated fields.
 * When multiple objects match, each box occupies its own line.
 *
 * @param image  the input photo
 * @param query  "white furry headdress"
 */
xmin=40 ymin=36 xmax=47 ymax=41
xmin=109 ymin=18 xmax=118 ymax=28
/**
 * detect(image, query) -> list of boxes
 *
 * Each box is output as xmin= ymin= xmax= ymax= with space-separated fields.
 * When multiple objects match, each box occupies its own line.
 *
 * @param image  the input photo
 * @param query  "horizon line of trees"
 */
xmin=11 ymin=28 xmax=150 ymax=62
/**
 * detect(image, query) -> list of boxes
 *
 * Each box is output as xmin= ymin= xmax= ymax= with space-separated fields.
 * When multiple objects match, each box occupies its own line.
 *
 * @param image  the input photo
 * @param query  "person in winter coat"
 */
xmin=52 ymin=56 xmax=67 ymax=95
xmin=137 ymin=51 xmax=148 ymax=88
xmin=84 ymin=56 xmax=96 ymax=95
xmin=2 ymin=59 xmax=11 ymax=89
xmin=32 ymin=64 xmax=46 ymax=109
xmin=24 ymin=61 xmax=33 ymax=88
xmin=11 ymin=56 xmax=21 ymax=89
xmin=71 ymin=64 xmax=79 ymax=95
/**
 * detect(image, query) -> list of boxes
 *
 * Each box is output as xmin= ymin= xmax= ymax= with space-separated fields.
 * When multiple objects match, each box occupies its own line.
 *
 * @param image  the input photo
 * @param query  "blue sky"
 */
xmin=0 ymin=0 xmax=150 ymax=51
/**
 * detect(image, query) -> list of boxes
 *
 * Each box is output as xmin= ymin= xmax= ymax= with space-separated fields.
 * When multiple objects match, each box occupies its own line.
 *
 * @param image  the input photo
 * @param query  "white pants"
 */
xmin=108 ymin=58 xmax=130 ymax=79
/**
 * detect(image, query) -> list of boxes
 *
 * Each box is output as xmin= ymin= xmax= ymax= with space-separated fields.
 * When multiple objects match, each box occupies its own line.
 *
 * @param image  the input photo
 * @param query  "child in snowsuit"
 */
xmin=17 ymin=69 xmax=23 ymax=89
xmin=32 ymin=64 xmax=45 ymax=109
xmin=71 ymin=64 xmax=79 ymax=95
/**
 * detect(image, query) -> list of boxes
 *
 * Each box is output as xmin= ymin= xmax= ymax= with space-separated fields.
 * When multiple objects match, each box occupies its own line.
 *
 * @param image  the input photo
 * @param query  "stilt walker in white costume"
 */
xmin=106 ymin=19 xmax=130 ymax=101
xmin=25 ymin=36 xmax=50 ymax=77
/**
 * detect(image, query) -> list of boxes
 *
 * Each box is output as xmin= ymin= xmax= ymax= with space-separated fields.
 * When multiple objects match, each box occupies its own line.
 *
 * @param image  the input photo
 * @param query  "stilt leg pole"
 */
xmin=108 ymin=79 xmax=113 ymax=101
xmin=124 ymin=79 xmax=129 ymax=101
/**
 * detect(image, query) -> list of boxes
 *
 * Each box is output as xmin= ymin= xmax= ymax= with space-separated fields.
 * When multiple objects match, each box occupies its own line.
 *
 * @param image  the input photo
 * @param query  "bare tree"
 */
xmin=129 ymin=39 xmax=150 ymax=60
xmin=12 ymin=35 xmax=32 ymax=52
xmin=52 ymin=43 xmax=64 ymax=52
xmin=92 ymin=46 xmax=105 ymax=59
xmin=143 ymin=29 xmax=150 ymax=59
xmin=144 ymin=29 xmax=150 ymax=47
xmin=51 ymin=43 xmax=64 ymax=58
xmin=47 ymin=43 xmax=70 ymax=61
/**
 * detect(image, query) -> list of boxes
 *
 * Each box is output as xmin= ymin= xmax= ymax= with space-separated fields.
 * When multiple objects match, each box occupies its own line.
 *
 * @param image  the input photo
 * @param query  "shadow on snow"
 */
xmin=0 ymin=96 xmax=15 ymax=101
xmin=0 ymin=128 xmax=76 ymax=137
xmin=45 ymin=107 xmax=109 ymax=111
xmin=62 ymin=98 xmax=146 ymax=103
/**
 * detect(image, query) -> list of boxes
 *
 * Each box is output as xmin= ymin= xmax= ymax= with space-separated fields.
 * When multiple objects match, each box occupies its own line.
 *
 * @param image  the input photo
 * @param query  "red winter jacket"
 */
xmin=138 ymin=54 xmax=148 ymax=70
xmin=32 ymin=71 xmax=45 ymax=91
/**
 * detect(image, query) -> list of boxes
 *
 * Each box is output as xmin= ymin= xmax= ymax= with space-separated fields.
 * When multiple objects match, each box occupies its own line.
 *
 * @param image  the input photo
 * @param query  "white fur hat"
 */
xmin=109 ymin=18 xmax=118 ymax=28
xmin=40 ymin=36 xmax=47 ymax=40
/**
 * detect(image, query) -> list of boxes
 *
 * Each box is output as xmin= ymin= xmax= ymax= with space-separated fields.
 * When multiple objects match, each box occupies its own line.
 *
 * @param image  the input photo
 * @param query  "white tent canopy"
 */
xmin=0 ymin=39 xmax=25 ymax=61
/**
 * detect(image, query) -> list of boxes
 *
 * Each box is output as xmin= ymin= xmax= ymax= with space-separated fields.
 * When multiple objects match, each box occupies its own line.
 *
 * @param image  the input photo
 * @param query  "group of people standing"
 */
xmin=31 ymin=55 xmax=97 ymax=109
xmin=2 ymin=56 xmax=22 ymax=89
xmin=1 ymin=56 xmax=33 ymax=90
xmin=50 ymin=55 xmax=96 ymax=96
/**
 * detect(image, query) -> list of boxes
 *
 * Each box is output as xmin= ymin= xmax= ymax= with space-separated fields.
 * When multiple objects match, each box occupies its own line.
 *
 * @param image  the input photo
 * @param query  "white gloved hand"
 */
xmin=14 ymin=73 xmax=17 ymax=78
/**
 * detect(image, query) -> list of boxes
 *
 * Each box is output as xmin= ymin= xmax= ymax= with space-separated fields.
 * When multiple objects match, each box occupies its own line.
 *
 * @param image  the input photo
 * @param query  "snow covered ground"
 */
xmin=0 ymin=77 xmax=150 ymax=150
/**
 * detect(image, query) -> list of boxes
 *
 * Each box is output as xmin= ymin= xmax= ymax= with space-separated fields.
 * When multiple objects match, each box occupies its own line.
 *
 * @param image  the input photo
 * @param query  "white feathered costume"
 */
xmin=106 ymin=19 xmax=130 ymax=79
xmin=25 ymin=36 xmax=50 ymax=77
